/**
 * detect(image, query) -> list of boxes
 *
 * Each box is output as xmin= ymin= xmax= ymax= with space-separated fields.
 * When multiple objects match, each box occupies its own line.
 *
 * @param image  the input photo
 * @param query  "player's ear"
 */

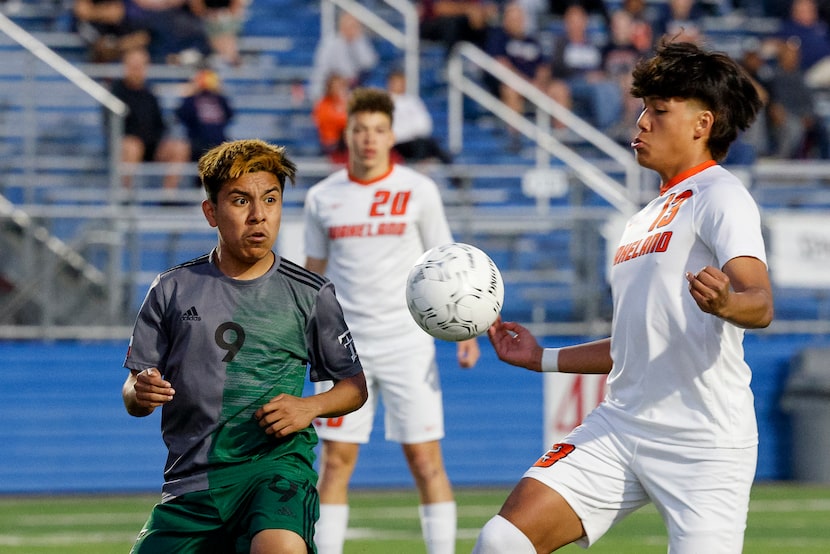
xmin=694 ymin=110 xmax=714 ymax=139
xmin=202 ymin=199 xmax=218 ymax=228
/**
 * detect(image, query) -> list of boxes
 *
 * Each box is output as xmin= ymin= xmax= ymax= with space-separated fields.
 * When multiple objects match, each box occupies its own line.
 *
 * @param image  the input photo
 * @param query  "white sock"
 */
xmin=419 ymin=501 xmax=457 ymax=554
xmin=315 ymin=504 xmax=349 ymax=554
xmin=472 ymin=514 xmax=535 ymax=554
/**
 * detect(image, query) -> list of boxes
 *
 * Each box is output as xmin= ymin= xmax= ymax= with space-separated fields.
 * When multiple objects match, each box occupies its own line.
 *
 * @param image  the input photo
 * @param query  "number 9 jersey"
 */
xmin=124 ymin=252 xmax=362 ymax=500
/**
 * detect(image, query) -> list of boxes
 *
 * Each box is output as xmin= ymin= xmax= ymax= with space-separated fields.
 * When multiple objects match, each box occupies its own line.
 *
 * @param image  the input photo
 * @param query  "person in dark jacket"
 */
xmin=175 ymin=68 xmax=234 ymax=164
xmin=110 ymin=47 xmax=190 ymax=191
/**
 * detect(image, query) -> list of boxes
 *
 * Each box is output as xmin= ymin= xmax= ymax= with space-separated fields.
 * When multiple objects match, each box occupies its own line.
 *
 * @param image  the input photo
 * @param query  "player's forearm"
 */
xmin=719 ymin=287 xmax=774 ymax=329
xmin=558 ymin=338 xmax=613 ymax=374
xmin=314 ymin=373 xmax=368 ymax=418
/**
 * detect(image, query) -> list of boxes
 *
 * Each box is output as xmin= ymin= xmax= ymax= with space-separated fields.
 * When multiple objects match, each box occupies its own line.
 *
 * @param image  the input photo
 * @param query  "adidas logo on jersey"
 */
xmin=181 ymin=306 xmax=201 ymax=321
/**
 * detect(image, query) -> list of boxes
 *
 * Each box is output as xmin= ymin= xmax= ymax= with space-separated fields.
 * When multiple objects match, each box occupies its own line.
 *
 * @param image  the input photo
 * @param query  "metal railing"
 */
xmin=0 ymin=12 xmax=130 ymax=332
xmin=0 ymin=12 xmax=127 ymax=199
xmin=0 ymin=11 xmax=828 ymax=340
xmin=446 ymin=41 xmax=642 ymax=215
xmin=320 ymin=0 xmax=419 ymax=95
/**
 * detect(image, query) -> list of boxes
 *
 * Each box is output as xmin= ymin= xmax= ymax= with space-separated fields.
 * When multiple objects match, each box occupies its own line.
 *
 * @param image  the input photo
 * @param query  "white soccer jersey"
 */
xmin=605 ymin=162 xmax=767 ymax=448
xmin=303 ymin=164 xmax=454 ymax=351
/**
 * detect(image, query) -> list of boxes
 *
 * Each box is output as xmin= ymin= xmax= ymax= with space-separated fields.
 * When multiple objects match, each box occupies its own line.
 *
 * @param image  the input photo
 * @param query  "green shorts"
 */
xmin=131 ymin=457 xmax=319 ymax=554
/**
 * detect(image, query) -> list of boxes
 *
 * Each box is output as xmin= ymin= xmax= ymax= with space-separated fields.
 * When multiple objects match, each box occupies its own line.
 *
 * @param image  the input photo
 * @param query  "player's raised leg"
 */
xmin=473 ymin=477 xmax=585 ymax=553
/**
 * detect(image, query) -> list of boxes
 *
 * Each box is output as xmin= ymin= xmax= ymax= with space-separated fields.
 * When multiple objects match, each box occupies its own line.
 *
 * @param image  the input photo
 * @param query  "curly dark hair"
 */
xmin=630 ymin=40 xmax=762 ymax=161
xmin=198 ymin=139 xmax=296 ymax=203
xmin=347 ymin=87 xmax=395 ymax=123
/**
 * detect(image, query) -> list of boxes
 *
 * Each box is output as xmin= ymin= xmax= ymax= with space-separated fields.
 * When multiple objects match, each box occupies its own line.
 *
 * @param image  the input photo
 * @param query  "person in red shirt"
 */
xmin=312 ymin=73 xmax=349 ymax=162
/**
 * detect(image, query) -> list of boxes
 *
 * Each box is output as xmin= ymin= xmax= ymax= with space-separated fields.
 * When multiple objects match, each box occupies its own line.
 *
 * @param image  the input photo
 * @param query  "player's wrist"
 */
xmin=541 ymin=347 xmax=561 ymax=373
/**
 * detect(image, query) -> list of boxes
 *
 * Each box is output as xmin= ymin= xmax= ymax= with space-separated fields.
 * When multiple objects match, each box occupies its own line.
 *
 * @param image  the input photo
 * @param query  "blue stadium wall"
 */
xmin=1 ymin=333 xmax=827 ymax=494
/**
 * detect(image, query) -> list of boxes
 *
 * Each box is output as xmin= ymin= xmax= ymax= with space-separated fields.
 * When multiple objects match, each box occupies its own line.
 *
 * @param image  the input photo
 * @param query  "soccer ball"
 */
xmin=406 ymin=242 xmax=504 ymax=341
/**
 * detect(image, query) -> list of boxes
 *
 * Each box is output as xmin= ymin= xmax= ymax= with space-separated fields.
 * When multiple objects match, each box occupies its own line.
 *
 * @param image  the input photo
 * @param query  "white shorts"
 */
xmin=313 ymin=340 xmax=443 ymax=444
xmin=524 ymin=407 xmax=757 ymax=553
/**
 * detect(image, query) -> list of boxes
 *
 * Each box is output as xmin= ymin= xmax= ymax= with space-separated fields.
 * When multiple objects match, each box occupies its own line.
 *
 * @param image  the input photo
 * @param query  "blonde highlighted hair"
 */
xmin=198 ymin=139 xmax=297 ymax=202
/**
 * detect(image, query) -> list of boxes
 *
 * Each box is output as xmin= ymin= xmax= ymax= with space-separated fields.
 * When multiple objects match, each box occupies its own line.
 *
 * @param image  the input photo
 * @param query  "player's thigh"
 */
xmin=313 ymin=372 xmax=378 ymax=444
xmin=496 ymin=476 xmax=585 ymax=552
xmin=637 ymin=441 xmax=757 ymax=554
xmin=377 ymin=346 xmax=444 ymax=444
xmin=250 ymin=528 xmax=307 ymax=554
xmin=238 ymin=473 xmax=319 ymax=554
xmin=522 ymin=414 xmax=651 ymax=548
xmin=130 ymin=492 xmax=232 ymax=554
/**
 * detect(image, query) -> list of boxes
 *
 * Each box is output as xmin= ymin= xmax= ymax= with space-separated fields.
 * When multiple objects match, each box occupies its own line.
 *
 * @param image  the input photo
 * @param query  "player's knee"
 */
xmin=406 ymin=452 xmax=441 ymax=480
xmin=403 ymin=442 xmax=444 ymax=473
xmin=321 ymin=441 xmax=358 ymax=467
xmin=472 ymin=514 xmax=536 ymax=554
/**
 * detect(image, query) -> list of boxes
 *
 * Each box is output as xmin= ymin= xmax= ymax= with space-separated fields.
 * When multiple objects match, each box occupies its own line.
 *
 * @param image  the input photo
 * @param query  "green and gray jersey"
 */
xmin=125 ymin=251 xmax=362 ymax=499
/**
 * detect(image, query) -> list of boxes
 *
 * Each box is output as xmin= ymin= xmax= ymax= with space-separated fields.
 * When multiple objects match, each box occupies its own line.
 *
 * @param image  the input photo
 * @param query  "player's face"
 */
xmin=202 ymin=171 xmax=283 ymax=278
xmin=346 ymin=111 xmax=395 ymax=181
xmin=631 ymin=96 xmax=710 ymax=184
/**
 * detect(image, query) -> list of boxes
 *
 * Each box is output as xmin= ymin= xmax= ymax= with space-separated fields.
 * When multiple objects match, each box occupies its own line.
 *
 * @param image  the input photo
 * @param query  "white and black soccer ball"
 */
xmin=405 ymin=242 xmax=504 ymax=341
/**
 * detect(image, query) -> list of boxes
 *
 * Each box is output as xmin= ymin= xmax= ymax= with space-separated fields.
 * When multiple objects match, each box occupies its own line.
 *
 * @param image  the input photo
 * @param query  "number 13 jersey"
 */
xmin=606 ymin=162 xmax=767 ymax=448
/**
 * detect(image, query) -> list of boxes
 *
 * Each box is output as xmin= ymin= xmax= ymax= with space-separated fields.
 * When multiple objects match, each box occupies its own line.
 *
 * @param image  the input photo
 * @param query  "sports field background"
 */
xmin=4 ymin=334 xmax=830 ymax=496
xmin=1 ymin=483 xmax=829 ymax=553
xmin=3 ymin=335 xmax=830 ymax=552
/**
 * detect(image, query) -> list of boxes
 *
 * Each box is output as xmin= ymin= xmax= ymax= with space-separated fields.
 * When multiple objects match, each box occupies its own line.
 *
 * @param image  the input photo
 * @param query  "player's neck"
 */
xmin=213 ymin=249 xmax=275 ymax=280
xmin=348 ymin=161 xmax=394 ymax=184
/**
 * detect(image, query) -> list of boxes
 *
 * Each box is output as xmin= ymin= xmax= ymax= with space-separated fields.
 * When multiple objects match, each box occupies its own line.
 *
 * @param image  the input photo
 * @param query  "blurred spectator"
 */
xmin=417 ymin=0 xmax=498 ymax=57
xmin=110 ymin=47 xmax=190 ymax=191
xmin=547 ymin=3 xmax=621 ymax=130
xmin=761 ymin=0 xmax=799 ymax=18
xmin=776 ymin=0 xmax=830 ymax=88
xmin=73 ymin=0 xmax=150 ymax=62
xmin=618 ymin=0 xmax=659 ymax=51
xmin=386 ymin=69 xmax=454 ymax=166
xmin=308 ymin=11 xmax=379 ymax=101
xmin=515 ymin=0 xmax=547 ymax=34
xmin=767 ymin=38 xmax=829 ymax=159
xmin=655 ymin=0 xmax=706 ymax=43
xmin=124 ymin=0 xmax=212 ymax=65
xmin=312 ymin=73 xmax=349 ymax=161
xmin=187 ymin=0 xmax=246 ymax=66
xmin=601 ymin=8 xmax=650 ymax=142
xmin=548 ymin=0 xmax=610 ymax=25
xmin=174 ymin=69 xmax=234 ymax=164
xmin=736 ymin=39 xmax=772 ymax=159
xmin=485 ymin=1 xmax=550 ymax=145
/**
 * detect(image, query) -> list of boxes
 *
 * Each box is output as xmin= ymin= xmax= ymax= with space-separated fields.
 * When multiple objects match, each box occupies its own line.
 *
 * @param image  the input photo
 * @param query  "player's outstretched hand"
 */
xmin=133 ymin=368 xmax=175 ymax=409
xmin=487 ymin=317 xmax=544 ymax=372
xmin=255 ymin=394 xmax=314 ymax=438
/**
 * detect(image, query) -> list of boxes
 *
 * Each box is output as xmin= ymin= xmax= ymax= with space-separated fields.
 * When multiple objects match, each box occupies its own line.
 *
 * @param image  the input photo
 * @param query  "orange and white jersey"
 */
xmin=303 ymin=164 xmax=453 ymax=351
xmin=605 ymin=161 xmax=767 ymax=448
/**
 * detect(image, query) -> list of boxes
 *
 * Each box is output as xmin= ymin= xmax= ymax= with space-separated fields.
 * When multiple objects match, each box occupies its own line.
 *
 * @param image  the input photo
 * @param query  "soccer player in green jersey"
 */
xmin=122 ymin=139 xmax=367 ymax=554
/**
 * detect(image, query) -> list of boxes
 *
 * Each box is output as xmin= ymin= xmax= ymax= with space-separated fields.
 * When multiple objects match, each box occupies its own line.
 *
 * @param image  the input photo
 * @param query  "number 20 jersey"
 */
xmin=303 ymin=164 xmax=454 ymax=348
xmin=124 ymin=252 xmax=362 ymax=499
